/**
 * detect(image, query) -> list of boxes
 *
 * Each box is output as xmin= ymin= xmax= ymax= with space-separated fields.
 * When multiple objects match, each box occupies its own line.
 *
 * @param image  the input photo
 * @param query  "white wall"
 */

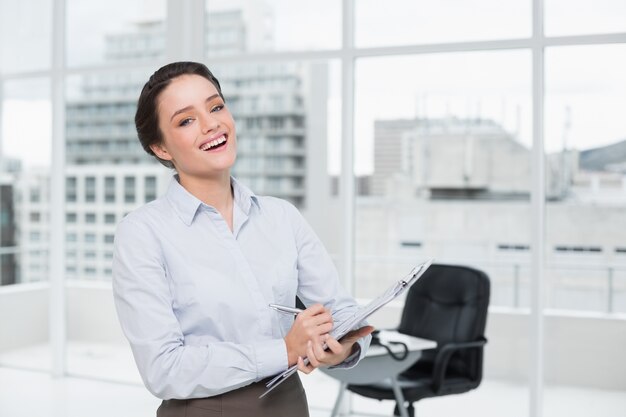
xmin=65 ymin=282 xmax=127 ymax=344
xmin=0 ymin=283 xmax=49 ymax=351
xmin=2 ymin=285 xmax=625 ymax=390
xmin=486 ymin=308 xmax=626 ymax=389
xmin=364 ymin=302 xmax=626 ymax=390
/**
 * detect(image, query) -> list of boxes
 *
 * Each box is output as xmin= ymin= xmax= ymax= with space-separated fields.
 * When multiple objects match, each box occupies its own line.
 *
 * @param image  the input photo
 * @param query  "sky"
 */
xmin=1 ymin=0 xmax=625 ymax=171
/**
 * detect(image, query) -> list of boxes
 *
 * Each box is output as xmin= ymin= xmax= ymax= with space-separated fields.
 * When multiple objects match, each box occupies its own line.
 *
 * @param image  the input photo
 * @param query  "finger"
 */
xmin=297 ymin=356 xmax=313 ymax=374
xmin=301 ymin=322 xmax=333 ymax=344
xmin=309 ymin=311 xmax=333 ymax=327
xmin=303 ymin=304 xmax=326 ymax=317
xmin=294 ymin=308 xmax=323 ymax=327
xmin=310 ymin=332 xmax=325 ymax=346
xmin=306 ymin=341 xmax=320 ymax=368
xmin=360 ymin=325 xmax=375 ymax=335
xmin=312 ymin=338 xmax=327 ymax=362
xmin=325 ymin=336 xmax=343 ymax=354
xmin=297 ymin=310 xmax=330 ymax=326
xmin=351 ymin=325 xmax=375 ymax=337
xmin=302 ymin=319 xmax=333 ymax=339
xmin=344 ymin=326 xmax=375 ymax=343
xmin=315 ymin=322 xmax=333 ymax=335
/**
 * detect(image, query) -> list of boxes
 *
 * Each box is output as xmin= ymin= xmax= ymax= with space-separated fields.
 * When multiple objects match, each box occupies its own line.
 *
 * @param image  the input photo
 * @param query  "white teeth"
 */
xmin=200 ymin=136 xmax=226 ymax=151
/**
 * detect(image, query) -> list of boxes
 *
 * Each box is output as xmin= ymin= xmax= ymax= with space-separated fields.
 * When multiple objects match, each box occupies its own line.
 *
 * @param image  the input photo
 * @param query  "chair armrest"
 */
xmin=431 ymin=337 xmax=487 ymax=393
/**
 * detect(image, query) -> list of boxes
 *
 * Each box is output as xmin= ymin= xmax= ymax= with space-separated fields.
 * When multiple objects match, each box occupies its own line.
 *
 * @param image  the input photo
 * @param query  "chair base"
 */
xmin=394 ymin=402 xmax=415 ymax=417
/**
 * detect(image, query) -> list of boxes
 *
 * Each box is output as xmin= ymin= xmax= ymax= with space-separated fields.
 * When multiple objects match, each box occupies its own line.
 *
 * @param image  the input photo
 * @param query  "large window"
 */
xmin=354 ymin=51 xmax=532 ymax=307
xmin=545 ymin=44 xmax=626 ymax=314
xmin=66 ymin=0 xmax=167 ymax=67
xmin=1 ymin=77 xmax=52 ymax=286
xmin=205 ymin=0 xmax=341 ymax=56
xmin=211 ymin=60 xmax=341 ymax=214
xmin=356 ymin=0 xmax=530 ymax=47
xmin=545 ymin=0 xmax=626 ymax=36
xmin=352 ymin=48 xmax=533 ymax=417
xmin=0 ymin=76 xmax=52 ymax=371
xmin=0 ymin=1 xmax=625 ymax=415
xmin=0 ymin=0 xmax=52 ymax=74
xmin=543 ymin=43 xmax=626 ymax=416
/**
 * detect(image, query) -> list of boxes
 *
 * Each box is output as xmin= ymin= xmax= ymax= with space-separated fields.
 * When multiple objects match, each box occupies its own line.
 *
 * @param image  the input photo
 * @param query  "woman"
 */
xmin=112 ymin=61 xmax=373 ymax=417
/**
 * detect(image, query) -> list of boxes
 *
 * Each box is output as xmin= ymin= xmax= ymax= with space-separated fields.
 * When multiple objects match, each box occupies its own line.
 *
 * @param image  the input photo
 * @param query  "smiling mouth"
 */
xmin=199 ymin=135 xmax=227 ymax=151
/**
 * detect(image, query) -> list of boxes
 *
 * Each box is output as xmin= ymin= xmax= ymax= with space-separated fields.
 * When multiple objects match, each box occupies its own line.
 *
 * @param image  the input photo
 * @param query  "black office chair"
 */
xmin=346 ymin=264 xmax=490 ymax=417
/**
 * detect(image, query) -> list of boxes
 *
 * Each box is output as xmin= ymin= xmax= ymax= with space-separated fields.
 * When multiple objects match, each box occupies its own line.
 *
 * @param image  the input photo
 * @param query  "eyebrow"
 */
xmin=169 ymin=93 xmax=221 ymax=122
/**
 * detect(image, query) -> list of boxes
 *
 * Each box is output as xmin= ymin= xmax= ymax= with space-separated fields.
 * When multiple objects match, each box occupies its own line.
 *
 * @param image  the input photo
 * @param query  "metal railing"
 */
xmin=353 ymin=256 xmax=626 ymax=315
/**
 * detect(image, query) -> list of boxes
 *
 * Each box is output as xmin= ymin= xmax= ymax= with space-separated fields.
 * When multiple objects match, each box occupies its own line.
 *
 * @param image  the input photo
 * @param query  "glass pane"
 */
xmin=1 ymin=78 xmax=52 ymax=285
xmin=1 ymin=79 xmax=52 ymax=171
xmin=65 ymin=69 xmax=167 ymax=383
xmin=355 ymin=0 xmax=530 ymax=48
xmin=0 ymin=0 xmax=52 ymax=74
xmin=66 ymin=0 xmax=167 ymax=67
xmin=354 ymin=50 xmax=531 ymax=416
xmin=354 ymin=49 xmax=533 ymax=311
xmin=544 ymin=44 xmax=626 ymax=415
xmin=205 ymin=0 xmax=341 ymax=56
xmin=0 ymin=78 xmax=51 ymax=371
xmin=66 ymin=72 xmax=153 ymax=167
xmin=210 ymin=60 xmax=342 ymax=251
xmin=545 ymin=0 xmax=626 ymax=37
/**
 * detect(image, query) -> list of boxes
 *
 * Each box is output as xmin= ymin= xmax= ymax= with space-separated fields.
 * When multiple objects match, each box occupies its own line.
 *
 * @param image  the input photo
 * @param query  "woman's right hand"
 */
xmin=283 ymin=304 xmax=333 ymax=366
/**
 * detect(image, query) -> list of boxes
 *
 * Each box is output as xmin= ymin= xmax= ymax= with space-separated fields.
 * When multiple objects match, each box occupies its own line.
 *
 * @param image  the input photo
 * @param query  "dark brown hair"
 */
xmin=135 ymin=62 xmax=224 ymax=168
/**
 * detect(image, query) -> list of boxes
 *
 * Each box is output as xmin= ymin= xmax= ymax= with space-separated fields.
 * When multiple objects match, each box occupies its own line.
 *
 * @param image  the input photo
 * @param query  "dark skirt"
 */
xmin=156 ymin=374 xmax=309 ymax=417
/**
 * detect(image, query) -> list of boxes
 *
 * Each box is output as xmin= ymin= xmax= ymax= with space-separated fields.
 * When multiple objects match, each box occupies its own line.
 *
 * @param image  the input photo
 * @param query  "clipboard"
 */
xmin=260 ymin=258 xmax=433 ymax=399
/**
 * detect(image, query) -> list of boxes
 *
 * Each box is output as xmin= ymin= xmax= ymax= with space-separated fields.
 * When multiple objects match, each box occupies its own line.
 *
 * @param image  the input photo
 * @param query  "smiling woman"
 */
xmin=135 ymin=63 xmax=225 ymax=169
xmin=111 ymin=61 xmax=372 ymax=417
xmin=150 ymin=74 xmax=237 ymax=198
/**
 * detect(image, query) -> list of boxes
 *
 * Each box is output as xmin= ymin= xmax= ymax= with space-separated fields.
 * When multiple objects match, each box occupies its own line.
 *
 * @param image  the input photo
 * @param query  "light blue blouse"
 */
xmin=112 ymin=176 xmax=370 ymax=399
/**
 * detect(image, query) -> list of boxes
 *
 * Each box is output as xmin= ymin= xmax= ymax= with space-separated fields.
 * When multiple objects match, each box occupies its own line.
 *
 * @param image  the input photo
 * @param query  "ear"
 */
xmin=150 ymin=142 xmax=173 ymax=161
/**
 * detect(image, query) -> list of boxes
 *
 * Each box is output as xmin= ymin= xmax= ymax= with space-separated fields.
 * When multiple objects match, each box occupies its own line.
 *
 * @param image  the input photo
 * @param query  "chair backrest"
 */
xmin=398 ymin=264 xmax=490 ymax=378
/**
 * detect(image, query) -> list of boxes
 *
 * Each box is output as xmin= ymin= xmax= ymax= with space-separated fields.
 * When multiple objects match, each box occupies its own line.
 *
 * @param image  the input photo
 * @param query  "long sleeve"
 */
xmin=112 ymin=217 xmax=287 ymax=399
xmin=284 ymin=202 xmax=372 ymax=367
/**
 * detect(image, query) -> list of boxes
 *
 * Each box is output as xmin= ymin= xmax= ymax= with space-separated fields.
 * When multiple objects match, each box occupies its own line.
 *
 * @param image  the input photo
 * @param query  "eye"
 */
xmin=210 ymin=104 xmax=224 ymax=113
xmin=178 ymin=117 xmax=193 ymax=127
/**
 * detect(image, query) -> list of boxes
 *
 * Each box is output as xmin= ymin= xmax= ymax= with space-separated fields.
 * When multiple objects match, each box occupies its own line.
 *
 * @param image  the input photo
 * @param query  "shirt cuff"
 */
xmin=254 ymin=338 xmax=288 ymax=379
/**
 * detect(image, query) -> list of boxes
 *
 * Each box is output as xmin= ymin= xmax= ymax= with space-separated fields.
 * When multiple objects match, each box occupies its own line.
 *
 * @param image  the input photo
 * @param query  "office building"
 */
xmin=0 ymin=174 xmax=17 ymax=286
xmin=0 ymin=158 xmax=49 ymax=285
xmin=358 ymin=117 xmax=626 ymax=310
xmin=371 ymin=117 xmax=533 ymax=198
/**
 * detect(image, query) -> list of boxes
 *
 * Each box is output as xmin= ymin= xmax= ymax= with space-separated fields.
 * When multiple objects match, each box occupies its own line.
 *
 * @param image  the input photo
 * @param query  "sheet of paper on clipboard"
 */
xmin=260 ymin=258 xmax=434 ymax=399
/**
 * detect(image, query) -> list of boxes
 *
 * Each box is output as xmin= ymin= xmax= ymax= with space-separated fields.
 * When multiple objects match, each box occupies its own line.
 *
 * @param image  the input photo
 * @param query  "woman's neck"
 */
xmin=178 ymin=172 xmax=234 ymax=220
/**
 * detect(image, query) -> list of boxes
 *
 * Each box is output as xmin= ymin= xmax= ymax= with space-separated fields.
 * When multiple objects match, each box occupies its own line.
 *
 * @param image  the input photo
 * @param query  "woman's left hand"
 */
xmin=296 ymin=325 xmax=374 ymax=374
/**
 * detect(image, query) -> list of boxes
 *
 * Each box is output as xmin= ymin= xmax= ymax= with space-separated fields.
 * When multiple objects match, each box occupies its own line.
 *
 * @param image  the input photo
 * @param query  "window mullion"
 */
xmin=530 ymin=0 xmax=546 ymax=416
xmin=341 ymin=0 xmax=356 ymax=296
xmin=50 ymin=0 xmax=67 ymax=379
xmin=166 ymin=0 xmax=205 ymax=62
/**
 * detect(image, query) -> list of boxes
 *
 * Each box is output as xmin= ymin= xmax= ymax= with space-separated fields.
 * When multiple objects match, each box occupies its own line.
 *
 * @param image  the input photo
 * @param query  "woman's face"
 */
xmin=152 ymin=74 xmax=237 ymax=181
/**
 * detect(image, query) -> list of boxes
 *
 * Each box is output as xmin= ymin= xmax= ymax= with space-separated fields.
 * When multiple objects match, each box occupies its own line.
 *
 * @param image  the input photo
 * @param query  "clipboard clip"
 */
xmin=394 ymin=261 xmax=430 ymax=296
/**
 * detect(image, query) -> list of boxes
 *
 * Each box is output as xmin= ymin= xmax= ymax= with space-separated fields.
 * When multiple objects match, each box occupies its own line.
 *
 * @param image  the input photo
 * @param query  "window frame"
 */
xmin=0 ymin=1 xmax=625 ymax=415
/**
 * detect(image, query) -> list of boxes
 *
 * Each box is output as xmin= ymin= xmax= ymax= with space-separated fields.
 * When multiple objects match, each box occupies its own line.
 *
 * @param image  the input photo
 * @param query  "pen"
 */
xmin=269 ymin=303 xmax=304 ymax=316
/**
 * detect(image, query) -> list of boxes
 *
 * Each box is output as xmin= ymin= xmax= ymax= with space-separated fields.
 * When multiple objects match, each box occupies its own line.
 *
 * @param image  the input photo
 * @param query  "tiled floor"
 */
xmin=2 ymin=366 xmax=626 ymax=417
xmin=1 ymin=344 xmax=625 ymax=417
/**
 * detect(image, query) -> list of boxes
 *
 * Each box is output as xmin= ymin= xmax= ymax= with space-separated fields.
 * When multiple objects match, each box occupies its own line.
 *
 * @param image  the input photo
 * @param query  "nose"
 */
xmin=199 ymin=111 xmax=219 ymax=135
